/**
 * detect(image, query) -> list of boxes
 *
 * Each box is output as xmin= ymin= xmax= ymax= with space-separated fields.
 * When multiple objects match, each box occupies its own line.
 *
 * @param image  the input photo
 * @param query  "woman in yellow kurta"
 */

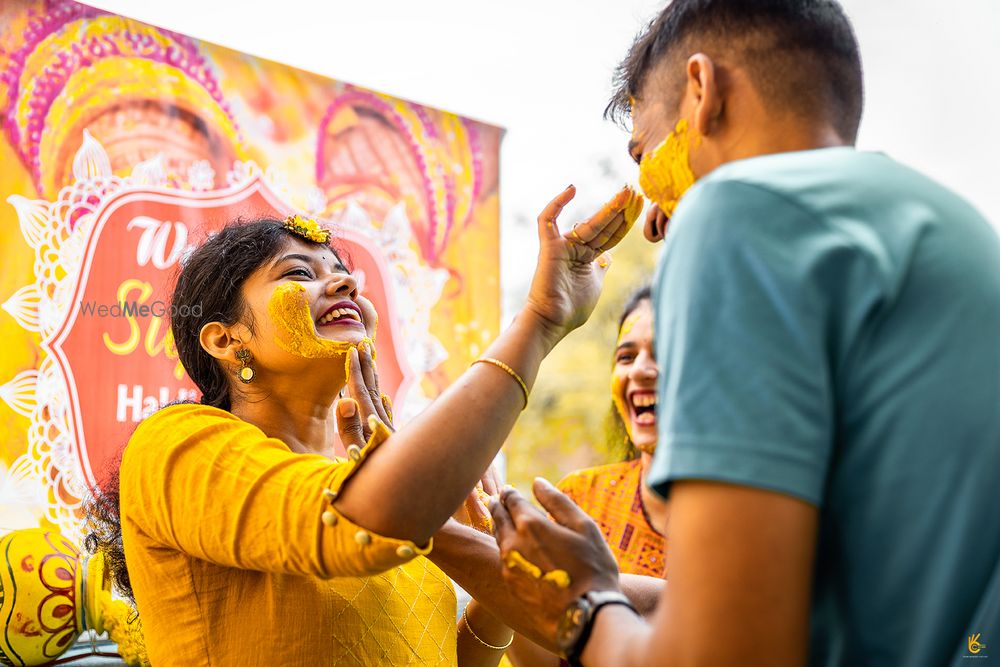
xmin=87 ymin=186 xmax=642 ymax=666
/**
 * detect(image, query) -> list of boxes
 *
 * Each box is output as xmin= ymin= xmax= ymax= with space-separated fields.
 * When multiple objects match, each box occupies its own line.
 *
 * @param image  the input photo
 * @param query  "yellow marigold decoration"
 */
xmin=283 ymin=214 xmax=331 ymax=244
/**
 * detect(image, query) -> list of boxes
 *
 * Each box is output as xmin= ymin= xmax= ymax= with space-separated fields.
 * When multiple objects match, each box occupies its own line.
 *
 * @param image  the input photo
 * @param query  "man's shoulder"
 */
xmin=705 ymin=146 xmax=876 ymax=186
xmin=687 ymin=148 xmax=870 ymax=214
xmin=700 ymin=148 xmax=983 ymax=225
xmin=674 ymin=147 xmax=993 ymax=264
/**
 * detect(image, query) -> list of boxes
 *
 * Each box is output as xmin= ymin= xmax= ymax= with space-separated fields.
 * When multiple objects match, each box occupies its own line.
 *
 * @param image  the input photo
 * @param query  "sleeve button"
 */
xmin=347 ymin=445 xmax=363 ymax=462
xmin=321 ymin=511 xmax=338 ymax=527
xmin=322 ymin=488 xmax=338 ymax=502
xmin=355 ymin=530 xmax=372 ymax=546
xmin=395 ymin=545 xmax=415 ymax=559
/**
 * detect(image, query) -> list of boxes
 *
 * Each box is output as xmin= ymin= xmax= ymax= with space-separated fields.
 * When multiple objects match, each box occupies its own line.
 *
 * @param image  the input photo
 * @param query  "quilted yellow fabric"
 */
xmin=120 ymin=403 xmax=457 ymax=666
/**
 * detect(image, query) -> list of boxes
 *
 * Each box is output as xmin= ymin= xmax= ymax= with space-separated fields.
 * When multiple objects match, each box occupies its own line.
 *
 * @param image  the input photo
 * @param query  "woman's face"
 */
xmin=611 ymin=301 xmax=658 ymax=455
xmin=235 ymin=237 xmax=376 ymax=376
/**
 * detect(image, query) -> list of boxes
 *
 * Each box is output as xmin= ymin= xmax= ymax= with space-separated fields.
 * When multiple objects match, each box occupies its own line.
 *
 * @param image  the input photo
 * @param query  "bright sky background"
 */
xmin=86 ymin=0 xmax=1000 ymax=318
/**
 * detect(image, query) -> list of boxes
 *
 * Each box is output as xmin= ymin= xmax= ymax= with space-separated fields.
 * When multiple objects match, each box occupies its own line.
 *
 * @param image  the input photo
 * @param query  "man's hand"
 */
xmin=489 ymin=478 xmax=622 ymax=650
xmin=642 ymin=203 xmax=671 ymax=243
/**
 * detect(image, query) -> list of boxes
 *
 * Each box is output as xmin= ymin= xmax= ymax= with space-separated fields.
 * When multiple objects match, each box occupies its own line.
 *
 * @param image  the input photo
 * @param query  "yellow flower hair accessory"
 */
xmin=283 ymin=214 xmax=331 ymax=244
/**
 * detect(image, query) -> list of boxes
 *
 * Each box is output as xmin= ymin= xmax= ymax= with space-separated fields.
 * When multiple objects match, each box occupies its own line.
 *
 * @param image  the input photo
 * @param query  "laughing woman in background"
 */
xmin=505 ymin=285 xmax=667 ymax=667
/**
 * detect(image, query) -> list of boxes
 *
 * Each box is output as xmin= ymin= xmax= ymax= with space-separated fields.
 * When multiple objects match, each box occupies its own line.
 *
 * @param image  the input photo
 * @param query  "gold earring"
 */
xmin=236 ymin=348 xmax=256 ymax=384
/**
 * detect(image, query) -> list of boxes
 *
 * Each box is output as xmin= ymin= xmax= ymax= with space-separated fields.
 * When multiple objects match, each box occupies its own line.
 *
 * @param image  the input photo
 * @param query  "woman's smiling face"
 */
xmin=611 ymin=300 xmax=658 ymax=454
xmin=231 ymin=237 xmax=377 ymax=375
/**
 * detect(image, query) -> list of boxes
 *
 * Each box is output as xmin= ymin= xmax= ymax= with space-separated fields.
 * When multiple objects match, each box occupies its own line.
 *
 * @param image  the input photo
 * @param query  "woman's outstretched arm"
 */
xmin=119 ymin=403 xmax=435 ymax=579
xmin=334 ymin=186 xmax=640 ymax=544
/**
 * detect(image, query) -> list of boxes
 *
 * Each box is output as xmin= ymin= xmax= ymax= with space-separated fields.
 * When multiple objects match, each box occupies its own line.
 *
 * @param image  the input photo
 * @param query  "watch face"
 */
xmin=556 ymin=599 xmax=591 ymax=654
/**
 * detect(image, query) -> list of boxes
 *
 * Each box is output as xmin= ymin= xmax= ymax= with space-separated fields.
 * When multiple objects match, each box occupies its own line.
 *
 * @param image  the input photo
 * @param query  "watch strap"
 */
xmin=565 ymin=590 xmax=637 ymax=667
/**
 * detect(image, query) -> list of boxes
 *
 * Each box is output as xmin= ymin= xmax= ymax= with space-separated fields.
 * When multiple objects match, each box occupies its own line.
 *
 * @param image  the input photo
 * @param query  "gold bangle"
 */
xmin=473 ymin=358 xmax=529 ymax=410
xmin=462 ymin=604 xmax=514 ymax=651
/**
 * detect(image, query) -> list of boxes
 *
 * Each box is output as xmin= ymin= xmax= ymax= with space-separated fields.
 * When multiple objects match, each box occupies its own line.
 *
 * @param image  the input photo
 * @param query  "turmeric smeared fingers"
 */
xmin=541 ymin=569 xmax=572 ymax=588
xmin=622 ymin=188 xmax=646 ymax=226
xmin=563 ymin=189 xmax=626 ymax=246
xmin=600 ymin=189 xmax=643 ymax=249
xmin=565 ymin=186 xmax=631 ymax=248
xmin=600 ymin=214 xmax=636 ymax=251
xmin=591 ymin=188 xmax=644 ymax=251
xmin=587 ymin=210 xmax=627 ymax=249
xmin=503 ymin=550 xmax=544 ymax=579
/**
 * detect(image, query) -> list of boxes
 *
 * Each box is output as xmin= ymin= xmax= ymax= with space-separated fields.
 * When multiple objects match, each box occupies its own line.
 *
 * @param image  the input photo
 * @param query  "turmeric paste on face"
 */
xmin=638 ymin=118 xmax=699 ymax=217
xmin=267 ymin=282 xmax=375 ymax=380
xmin=611 ymin=311 xmax=643 ymax=441
xmin=611 ymin=373 xmax=633 ymax=442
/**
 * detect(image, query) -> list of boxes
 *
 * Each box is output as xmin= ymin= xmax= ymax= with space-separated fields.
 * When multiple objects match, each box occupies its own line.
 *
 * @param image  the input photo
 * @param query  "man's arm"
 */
xmin=489 ymin=479 xmax=817 ymax=666
xmin=430 ymin=519 xmax=665 ymax=648
xmin=618 ymin=573 xmax=664 ymax=616
xmin=579 ymin=480 xmax=817 ymax=666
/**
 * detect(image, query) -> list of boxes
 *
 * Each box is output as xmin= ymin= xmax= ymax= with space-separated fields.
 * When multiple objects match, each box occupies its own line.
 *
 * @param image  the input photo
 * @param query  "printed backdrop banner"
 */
xmin=0 ymin=0 xmax=502 ymax=539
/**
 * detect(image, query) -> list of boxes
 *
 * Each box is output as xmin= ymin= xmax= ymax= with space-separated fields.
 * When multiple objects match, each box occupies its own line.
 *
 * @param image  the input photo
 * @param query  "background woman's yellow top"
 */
xmin=558 ymin=460 xmax=665 ymax=578
xmin=120 ymin=403 xmax=457 ymax=666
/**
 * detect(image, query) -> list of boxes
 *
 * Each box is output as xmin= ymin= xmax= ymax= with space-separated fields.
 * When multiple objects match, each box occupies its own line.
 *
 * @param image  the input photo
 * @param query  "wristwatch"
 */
xmin=555 ymin=590 xmax=638 ymax=667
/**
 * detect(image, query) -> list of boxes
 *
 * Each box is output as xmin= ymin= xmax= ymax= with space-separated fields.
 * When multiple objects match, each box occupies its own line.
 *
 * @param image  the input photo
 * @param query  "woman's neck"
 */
xmin=231 ymin=388 xmax=343 ymax=458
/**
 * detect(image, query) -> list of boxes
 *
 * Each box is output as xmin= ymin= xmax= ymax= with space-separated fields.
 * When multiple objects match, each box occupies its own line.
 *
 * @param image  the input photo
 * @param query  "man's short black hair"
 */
xmin=607 ymin=0 xmax=864 ymax=142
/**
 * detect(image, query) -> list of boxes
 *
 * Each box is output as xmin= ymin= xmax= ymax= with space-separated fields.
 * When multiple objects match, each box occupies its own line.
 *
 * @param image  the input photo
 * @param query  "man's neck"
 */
xmin=724 ymin=119 xmax=849 ymax=164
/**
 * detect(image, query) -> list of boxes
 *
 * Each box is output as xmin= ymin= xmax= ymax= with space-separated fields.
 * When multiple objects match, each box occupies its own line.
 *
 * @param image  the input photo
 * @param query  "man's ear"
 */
xmin=200 ymin=321 xmax=242 ymax=362
xmin=686 ymin=53 xmax=722 ymax=137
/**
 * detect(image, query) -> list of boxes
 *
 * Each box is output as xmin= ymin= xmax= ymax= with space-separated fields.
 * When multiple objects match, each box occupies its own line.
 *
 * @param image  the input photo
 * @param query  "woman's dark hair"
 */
xmin=605 ymin=285 xmax=653 ymax=462
xmin=171 ymin=218 xmax=343 ymax=410
xmin=85 ymin=218 xmax=339 ymax=606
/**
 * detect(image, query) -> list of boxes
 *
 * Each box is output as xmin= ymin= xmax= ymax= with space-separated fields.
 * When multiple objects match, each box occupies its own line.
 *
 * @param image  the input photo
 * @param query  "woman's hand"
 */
xmin=345 ymin=342 xmax=393 ymax=440
xmin=356 ymin=295 xmax=379 ymax=340
xmin=328 ymin=189 xmax=639 ymax=545
xmin=452 ymin=464 xmax=503 ymax=534
xmin=523 ymin=185 xmax=643 ymax=346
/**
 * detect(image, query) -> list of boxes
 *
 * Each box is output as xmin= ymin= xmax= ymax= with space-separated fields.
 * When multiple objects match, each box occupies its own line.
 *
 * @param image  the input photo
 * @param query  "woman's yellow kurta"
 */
xmin=120 ymin=403 xmax=457 ymax=666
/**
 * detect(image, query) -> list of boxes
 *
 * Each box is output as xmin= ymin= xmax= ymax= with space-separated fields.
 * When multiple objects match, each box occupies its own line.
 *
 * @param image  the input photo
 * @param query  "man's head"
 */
xmin=612 ymin=0 xmax=864 ymax=239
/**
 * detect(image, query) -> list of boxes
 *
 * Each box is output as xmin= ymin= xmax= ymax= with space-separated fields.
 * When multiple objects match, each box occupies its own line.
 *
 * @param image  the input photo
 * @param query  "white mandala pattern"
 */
xmin=0 ymin=132 xmax=447 ymax=540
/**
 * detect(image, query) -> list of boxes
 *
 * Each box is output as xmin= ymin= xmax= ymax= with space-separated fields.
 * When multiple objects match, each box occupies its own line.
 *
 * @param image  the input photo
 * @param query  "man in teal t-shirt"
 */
xmin=648 ymin=147 xmax=1000 ymax=666
xmin=485 ymin=1 xmax=1000 ymax=666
